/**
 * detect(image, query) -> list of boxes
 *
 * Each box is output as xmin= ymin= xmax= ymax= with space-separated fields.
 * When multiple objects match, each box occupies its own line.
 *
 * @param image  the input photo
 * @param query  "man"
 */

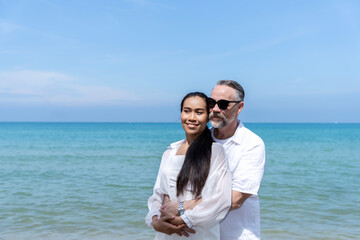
xmin=154 ymin=80 xmax=265 ymax=239
xmin=209 ymin=80 xmax=265 ymax=239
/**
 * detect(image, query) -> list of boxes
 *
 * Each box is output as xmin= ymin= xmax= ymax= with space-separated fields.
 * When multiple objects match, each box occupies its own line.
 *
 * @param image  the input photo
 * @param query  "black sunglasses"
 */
xmin=208 ymin=98 xmax=241 ymax=110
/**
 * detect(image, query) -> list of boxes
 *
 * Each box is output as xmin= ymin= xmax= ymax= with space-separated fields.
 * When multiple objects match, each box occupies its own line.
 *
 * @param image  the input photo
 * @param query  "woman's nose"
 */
xmin=189 ymin=112 xmax=196 ymax=120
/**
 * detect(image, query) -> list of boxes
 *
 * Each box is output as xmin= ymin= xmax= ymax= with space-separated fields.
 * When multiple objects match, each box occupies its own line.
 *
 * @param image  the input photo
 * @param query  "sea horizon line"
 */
xmin=0 ymin=121 xmax=359 ymax=124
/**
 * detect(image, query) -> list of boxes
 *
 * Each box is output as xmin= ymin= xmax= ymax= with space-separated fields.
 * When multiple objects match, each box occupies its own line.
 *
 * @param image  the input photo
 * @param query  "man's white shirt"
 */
xmin=211 ymin=121 xmax=265 ymax=240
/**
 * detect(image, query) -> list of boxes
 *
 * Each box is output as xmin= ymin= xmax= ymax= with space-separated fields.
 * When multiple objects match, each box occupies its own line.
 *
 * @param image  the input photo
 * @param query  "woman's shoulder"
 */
xmin=162 ymin=139 xmax=185 ymax=157
xmin=167 ymin=139 xmax=185 ymax=150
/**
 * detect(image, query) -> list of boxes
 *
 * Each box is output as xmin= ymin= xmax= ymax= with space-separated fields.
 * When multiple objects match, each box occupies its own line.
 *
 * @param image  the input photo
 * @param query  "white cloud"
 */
xmin=0 ymin=70 xmax=139 ymax=105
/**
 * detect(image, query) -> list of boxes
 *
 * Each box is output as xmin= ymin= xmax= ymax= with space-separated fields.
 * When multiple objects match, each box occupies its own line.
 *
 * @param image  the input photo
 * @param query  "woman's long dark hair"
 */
xmin=176 ymin=92 xmax=214 ymax=198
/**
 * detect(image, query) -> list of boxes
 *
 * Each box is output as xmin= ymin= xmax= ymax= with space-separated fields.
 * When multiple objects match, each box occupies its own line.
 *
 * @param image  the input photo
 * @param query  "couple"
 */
xmin=146 ymin=80 xmax=266 ymax=240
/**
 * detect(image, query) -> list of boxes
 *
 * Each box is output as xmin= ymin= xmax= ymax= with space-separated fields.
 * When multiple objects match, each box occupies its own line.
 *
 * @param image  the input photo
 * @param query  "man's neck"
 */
xmin=214 ymin=119 xmax=239 ymax=140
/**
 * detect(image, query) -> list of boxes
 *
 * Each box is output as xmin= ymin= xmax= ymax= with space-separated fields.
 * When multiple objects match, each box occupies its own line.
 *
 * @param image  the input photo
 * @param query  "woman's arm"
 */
xmin=145 ymin=150 xmax=170 ymax=226
xmin=180 ymin=144 xmax=232 ymax=228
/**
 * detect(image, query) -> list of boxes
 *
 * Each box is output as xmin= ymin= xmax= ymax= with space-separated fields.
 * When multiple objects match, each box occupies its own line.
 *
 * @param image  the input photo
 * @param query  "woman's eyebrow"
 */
xmin=183 ymin=107 xmax=205 ymax=110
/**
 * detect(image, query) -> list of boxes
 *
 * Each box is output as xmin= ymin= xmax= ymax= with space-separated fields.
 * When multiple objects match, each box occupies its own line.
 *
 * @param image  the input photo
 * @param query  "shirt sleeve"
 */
xmin=145 ymin=149 xmax=170 ymax=227
xmin=181 ymin=144 xmax=232 ymax=228
xmin=232 ymin=137 xmax=265 ymax=195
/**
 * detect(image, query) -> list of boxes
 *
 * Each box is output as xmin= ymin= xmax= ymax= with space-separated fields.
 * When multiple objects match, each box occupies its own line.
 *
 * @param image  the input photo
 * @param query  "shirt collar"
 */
xmin=169 ymin=139 xmax=185 ymax=149
xmin=231 ymin=120 xmax=244 ymax=145
xmin=211 ymin=119 xmax=244 ymax=145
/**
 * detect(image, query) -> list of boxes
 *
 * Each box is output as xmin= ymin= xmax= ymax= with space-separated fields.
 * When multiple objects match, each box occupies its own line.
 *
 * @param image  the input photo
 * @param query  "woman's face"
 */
xmin=181 ymin=96 xmax=209 ymax=139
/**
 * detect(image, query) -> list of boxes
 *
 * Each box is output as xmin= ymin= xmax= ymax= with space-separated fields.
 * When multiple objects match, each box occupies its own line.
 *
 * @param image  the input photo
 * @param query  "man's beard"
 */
xmin=209 ymin=112 xmax=229 ymax=128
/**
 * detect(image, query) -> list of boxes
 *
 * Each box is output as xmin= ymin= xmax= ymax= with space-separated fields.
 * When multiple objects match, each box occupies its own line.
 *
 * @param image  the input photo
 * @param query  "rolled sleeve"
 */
xmin=232 ymin=140 xmax=265 ymax=195
xmin=180 ymin=212 xmax=193 ymax=228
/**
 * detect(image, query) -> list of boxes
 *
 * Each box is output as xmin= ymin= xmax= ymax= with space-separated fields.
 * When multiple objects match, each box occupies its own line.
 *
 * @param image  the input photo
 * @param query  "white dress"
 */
xmin=146 ymin=140 xmax=232 ymax=240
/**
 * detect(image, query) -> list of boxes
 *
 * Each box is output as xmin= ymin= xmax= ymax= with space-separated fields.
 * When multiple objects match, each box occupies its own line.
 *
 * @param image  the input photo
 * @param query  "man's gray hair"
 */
xmin=216 ymin=80 xmax=245 ymax=101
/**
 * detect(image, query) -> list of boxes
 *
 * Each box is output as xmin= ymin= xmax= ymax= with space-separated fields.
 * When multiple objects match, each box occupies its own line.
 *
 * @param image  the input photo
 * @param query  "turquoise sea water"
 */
xmin=0 ymin=123 xmax=359 ymax=239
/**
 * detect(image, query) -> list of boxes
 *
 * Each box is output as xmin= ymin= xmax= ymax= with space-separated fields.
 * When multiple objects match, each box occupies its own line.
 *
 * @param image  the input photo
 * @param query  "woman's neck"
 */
xmin=176 ymin=135 xmax=196 ymax=155
xmin=176 ymin=141 xmax=189 ymax=155
xmin=185 ymin=136 xmax=194 ymax=145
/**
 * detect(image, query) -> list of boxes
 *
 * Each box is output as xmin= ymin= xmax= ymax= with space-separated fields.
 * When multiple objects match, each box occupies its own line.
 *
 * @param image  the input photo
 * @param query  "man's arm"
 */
xmin=230 ymin=190 xmax=251 ymax=210
xmin=164 ymin=191 xmax=250 ymax=213
xmin=161 ymin=197 xmax=202 ymax=217
xmin=230 ymin=137 xmax=265 ymax=208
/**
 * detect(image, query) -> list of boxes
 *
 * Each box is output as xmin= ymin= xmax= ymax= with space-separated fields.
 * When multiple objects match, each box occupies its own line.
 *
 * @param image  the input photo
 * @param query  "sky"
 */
xmin=0 ymin=0 xmax=359 ymax=122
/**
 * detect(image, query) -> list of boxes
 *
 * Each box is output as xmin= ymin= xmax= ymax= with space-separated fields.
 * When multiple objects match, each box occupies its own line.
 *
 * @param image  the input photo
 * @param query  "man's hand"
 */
xmin=160 ymin=197 xmax=203 ymax=217
xmin=163 ymin=194 xmax=170 ymax=205
xmin=161 ymin=201 xmax=179 ymax=216
xmin=152 ymin=215 xmax=185 ymax=235
xmin=159 ymin=196 xmax=199 ymax=237
xmin=160 ymin=209 xmax=196 ymax=237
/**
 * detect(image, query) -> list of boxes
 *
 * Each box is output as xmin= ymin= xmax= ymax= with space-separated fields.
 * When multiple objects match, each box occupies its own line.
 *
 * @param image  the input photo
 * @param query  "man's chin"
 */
xmin=210 ymin=120 xmax=226 ymax=128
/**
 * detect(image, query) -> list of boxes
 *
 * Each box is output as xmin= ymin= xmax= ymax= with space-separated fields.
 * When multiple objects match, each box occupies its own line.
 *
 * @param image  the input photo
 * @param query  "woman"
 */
xmin=146 ymin=92 xmax=232 ymax=239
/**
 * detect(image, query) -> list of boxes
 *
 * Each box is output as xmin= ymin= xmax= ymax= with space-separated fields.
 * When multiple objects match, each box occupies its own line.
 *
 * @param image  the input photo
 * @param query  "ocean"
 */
xmin=0 ymin=122 xmax=359 ymax=239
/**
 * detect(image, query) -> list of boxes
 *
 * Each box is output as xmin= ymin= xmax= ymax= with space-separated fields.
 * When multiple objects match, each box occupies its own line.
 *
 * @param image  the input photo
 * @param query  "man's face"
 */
xmin=209 ymin=85 xmax=242 ymax=128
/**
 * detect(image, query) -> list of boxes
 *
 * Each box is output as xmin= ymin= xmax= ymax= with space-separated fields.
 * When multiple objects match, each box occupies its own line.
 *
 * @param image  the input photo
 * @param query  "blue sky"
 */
xmin=0 ymin=0 xmax=359 ymax=122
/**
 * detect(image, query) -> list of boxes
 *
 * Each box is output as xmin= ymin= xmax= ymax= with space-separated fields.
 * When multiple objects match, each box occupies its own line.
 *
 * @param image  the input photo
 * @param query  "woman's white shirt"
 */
xmin=146 ymin=140 xmax=232 ymax=240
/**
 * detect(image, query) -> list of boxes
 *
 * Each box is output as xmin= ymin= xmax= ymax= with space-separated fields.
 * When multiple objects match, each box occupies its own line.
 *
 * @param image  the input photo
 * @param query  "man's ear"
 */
xmin=237 ymin=102 xmax=244 ymax=114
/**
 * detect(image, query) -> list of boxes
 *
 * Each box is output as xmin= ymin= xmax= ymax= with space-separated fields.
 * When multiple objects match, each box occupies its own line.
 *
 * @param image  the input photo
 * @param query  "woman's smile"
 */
xmin=186 ymin=122 xmax=199 ymax=128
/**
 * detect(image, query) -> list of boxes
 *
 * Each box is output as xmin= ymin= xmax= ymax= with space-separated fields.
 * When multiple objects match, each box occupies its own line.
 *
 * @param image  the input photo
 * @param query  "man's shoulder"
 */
xmin=234 ymin=123 xmax=264 ymax=147
xmin=211 ymin=142 xmax=226 ymax=157
xmin=211 ymin=141 xmax=225 ymax=151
